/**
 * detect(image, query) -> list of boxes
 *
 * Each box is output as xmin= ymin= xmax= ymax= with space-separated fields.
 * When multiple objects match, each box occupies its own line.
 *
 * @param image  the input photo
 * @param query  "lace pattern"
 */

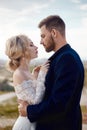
xmin=14 ymin=70 xmax=46 ymax=104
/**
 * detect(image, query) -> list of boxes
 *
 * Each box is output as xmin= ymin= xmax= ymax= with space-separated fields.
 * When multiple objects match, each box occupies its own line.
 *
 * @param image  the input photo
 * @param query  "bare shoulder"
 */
xmin=13 ymin=69 xmax=28 ymax=86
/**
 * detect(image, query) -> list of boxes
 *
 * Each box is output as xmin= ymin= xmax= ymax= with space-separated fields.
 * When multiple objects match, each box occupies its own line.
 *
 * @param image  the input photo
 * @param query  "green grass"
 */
xmin=81 ymin=105 xmax=87 ymax=113
xmin=0 ymin=91 xmax=9 ymax=95
xmin=0 ymin=97 xmax=18 ymax=129
xmin=0 ymin=97 xmax=18 ymax=118
xmin=0 ymin=126 xmax=12 ymax=130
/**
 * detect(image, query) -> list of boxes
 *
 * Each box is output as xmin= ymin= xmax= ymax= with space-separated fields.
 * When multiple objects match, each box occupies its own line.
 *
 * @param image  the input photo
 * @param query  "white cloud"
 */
xmin=48 ymin=0 xmax=56 ymax=2
xmin=82 ymin=17 xmax=87 ymax=27
xmin=80 ymin=4 xmax=87 ymax=10
xmin=18 ymin=3 xmax=48 ymax=16
xmin=0 ymin=1 xmax=49 ymax=24
xmin=0 ymin=0 xmax=50 ymax=11
xmin=67 ymin=26 xmax=87 ymax=59
xmin=70 ymin=0 xmax=80 ymax=4
xmin=0 ymin=2 xmax=49 ymax=34
xmin=0 ymin=0 xmax=34 ymax=10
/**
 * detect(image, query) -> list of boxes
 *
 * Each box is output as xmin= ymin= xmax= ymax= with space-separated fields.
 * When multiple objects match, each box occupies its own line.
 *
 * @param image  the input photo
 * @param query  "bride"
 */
xmin=5 ymin=34 xmax=49 ymax=130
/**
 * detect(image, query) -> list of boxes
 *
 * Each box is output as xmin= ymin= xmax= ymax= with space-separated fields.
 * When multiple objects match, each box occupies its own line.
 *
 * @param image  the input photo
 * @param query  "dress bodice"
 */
xmin=14 ymin=70 xmax=46 ymax=104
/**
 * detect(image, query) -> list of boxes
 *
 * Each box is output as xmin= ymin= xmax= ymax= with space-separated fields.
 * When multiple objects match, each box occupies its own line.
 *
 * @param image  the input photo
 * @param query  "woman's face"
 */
xmin=27 ymin=39 xmax=38 ymax=60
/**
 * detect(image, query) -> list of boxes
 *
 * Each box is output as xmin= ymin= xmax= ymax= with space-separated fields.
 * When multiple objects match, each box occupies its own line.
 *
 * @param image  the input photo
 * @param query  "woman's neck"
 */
xmin=19 ymin=58 xmax=30 ymax=71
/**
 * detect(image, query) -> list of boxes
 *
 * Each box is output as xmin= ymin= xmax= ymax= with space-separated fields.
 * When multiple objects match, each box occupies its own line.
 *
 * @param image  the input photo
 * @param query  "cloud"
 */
xmin=0 ymin=1 xmax=49 ymax=23
xmin=70 ymin=0 xmax=80 ymax=4
xmin=0 ymin=1 xmax=49 ymax=35
xmin=67 ymin=25 xmax=87 ymax=59
xmin=0 ymin=0 xmax=51 ymax=11
xmin=48 ymin=0 xmax=56 ymax=2
xmin=18 ymin=3 xmax=48 ymax=16
xmin=82 ymin=17 xmax=87 ymax=27
xmin=80 ymin=4 xmax=87 ymax=10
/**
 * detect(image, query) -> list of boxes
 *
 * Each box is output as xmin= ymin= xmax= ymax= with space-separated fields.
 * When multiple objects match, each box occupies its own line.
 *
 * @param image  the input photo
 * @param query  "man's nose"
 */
xmin=40 ymin=40 xmax=43 ymax=45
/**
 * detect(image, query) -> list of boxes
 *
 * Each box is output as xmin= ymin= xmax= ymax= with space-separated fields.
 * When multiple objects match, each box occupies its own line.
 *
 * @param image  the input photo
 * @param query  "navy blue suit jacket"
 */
xmin=27 ymin=44 xmax=84 ymax=130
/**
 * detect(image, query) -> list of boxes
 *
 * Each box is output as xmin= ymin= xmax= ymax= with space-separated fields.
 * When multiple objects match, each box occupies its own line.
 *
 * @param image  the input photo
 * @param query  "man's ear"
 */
xmin=51 ymin=29 xmax=57 ymax=38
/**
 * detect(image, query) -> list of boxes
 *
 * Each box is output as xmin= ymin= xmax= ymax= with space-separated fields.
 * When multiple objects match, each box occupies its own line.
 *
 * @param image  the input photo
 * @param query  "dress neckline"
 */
xmin=15 ymin=79 xmax=35 ymax=87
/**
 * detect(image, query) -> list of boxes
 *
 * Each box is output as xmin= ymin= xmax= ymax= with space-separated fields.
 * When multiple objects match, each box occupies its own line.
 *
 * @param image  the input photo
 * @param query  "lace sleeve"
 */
xmin=32 ymin=79 xmax=45 ymax=104
xmin=14 ymin=80 xmax=36 ymax=104
xmin=14 ymin=72 xmax=46 ymax=104
xmin=37 ymin=69 xmax=47 ymax=82
xmin=31 ymin=69 xmax=47 ymax=104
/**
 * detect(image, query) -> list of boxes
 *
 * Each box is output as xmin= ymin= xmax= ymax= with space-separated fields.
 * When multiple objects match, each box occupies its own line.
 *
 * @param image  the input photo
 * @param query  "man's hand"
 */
xmin=18 ymin=100 xmax=29 ymax=117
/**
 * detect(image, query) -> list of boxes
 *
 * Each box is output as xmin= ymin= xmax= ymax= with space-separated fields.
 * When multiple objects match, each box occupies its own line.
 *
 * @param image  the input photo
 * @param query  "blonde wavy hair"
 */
xmin=5 ymin=34 xmax=31 ymax=72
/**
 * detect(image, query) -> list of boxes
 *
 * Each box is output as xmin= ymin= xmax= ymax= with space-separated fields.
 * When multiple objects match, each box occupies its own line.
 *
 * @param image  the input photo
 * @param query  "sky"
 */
xmin=0 ymin=0 xmax=87 ymax=61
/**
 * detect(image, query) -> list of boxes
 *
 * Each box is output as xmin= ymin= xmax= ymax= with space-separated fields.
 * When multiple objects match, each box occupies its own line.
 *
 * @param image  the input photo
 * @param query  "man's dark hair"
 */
xmin=38 ymin=15 xmax=65 ymax=37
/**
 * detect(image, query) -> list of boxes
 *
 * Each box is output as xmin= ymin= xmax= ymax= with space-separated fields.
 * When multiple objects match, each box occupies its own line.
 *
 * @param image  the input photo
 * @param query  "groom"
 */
xmin=18 ymin=15 xmax=84 ymax=130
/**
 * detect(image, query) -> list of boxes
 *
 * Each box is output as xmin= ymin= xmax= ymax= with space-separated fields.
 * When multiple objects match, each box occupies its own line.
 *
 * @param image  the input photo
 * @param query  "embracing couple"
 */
xmin=5 ymin=15 xmax=84 ymax=130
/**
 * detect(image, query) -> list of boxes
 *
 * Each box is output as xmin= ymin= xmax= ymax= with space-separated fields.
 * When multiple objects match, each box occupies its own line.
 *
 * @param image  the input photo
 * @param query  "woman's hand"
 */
xmin=32 ymin=60 xmax=50 ymax=79
xmin=32 ymin=65 xmax=41 ymax=79
xmin=40 ymin=61 xmax=50 ymax=73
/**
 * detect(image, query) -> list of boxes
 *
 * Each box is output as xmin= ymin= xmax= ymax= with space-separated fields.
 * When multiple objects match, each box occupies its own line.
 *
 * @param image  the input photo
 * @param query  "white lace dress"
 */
xmin=12 ymin=70 xmax=46 ymax=130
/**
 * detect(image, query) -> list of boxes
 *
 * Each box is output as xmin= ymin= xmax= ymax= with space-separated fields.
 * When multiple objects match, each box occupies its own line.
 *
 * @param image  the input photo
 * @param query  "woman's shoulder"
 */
xmin=13 ymin=69 xmax=29 ymax=86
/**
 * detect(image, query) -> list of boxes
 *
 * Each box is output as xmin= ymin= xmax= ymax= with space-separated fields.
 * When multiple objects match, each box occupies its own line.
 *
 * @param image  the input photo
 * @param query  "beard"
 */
xmin=45 ymin=35 xmax=55 ymax=52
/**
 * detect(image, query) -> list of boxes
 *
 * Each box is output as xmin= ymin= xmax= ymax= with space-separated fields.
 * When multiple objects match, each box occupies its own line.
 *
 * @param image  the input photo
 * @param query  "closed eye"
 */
xmin=41 ymin=34 xmax=45 ymax=38
xmin=30 ymin=42 xmax=34 ymax=47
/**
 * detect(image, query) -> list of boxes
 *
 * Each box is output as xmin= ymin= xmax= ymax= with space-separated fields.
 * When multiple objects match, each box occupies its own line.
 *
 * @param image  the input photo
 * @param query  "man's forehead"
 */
xmin=41 ymin=25 xmax=49 ymax=33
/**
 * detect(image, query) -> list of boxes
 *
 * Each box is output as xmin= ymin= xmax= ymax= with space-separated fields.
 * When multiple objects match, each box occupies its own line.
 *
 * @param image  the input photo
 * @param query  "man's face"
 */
xmin=40 ymin=25 xmax=55 ymax=52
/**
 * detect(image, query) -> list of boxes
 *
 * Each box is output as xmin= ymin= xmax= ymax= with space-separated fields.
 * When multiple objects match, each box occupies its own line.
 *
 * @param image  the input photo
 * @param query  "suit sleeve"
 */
xmin=27 ymin=54 xmax=82 ymax=122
